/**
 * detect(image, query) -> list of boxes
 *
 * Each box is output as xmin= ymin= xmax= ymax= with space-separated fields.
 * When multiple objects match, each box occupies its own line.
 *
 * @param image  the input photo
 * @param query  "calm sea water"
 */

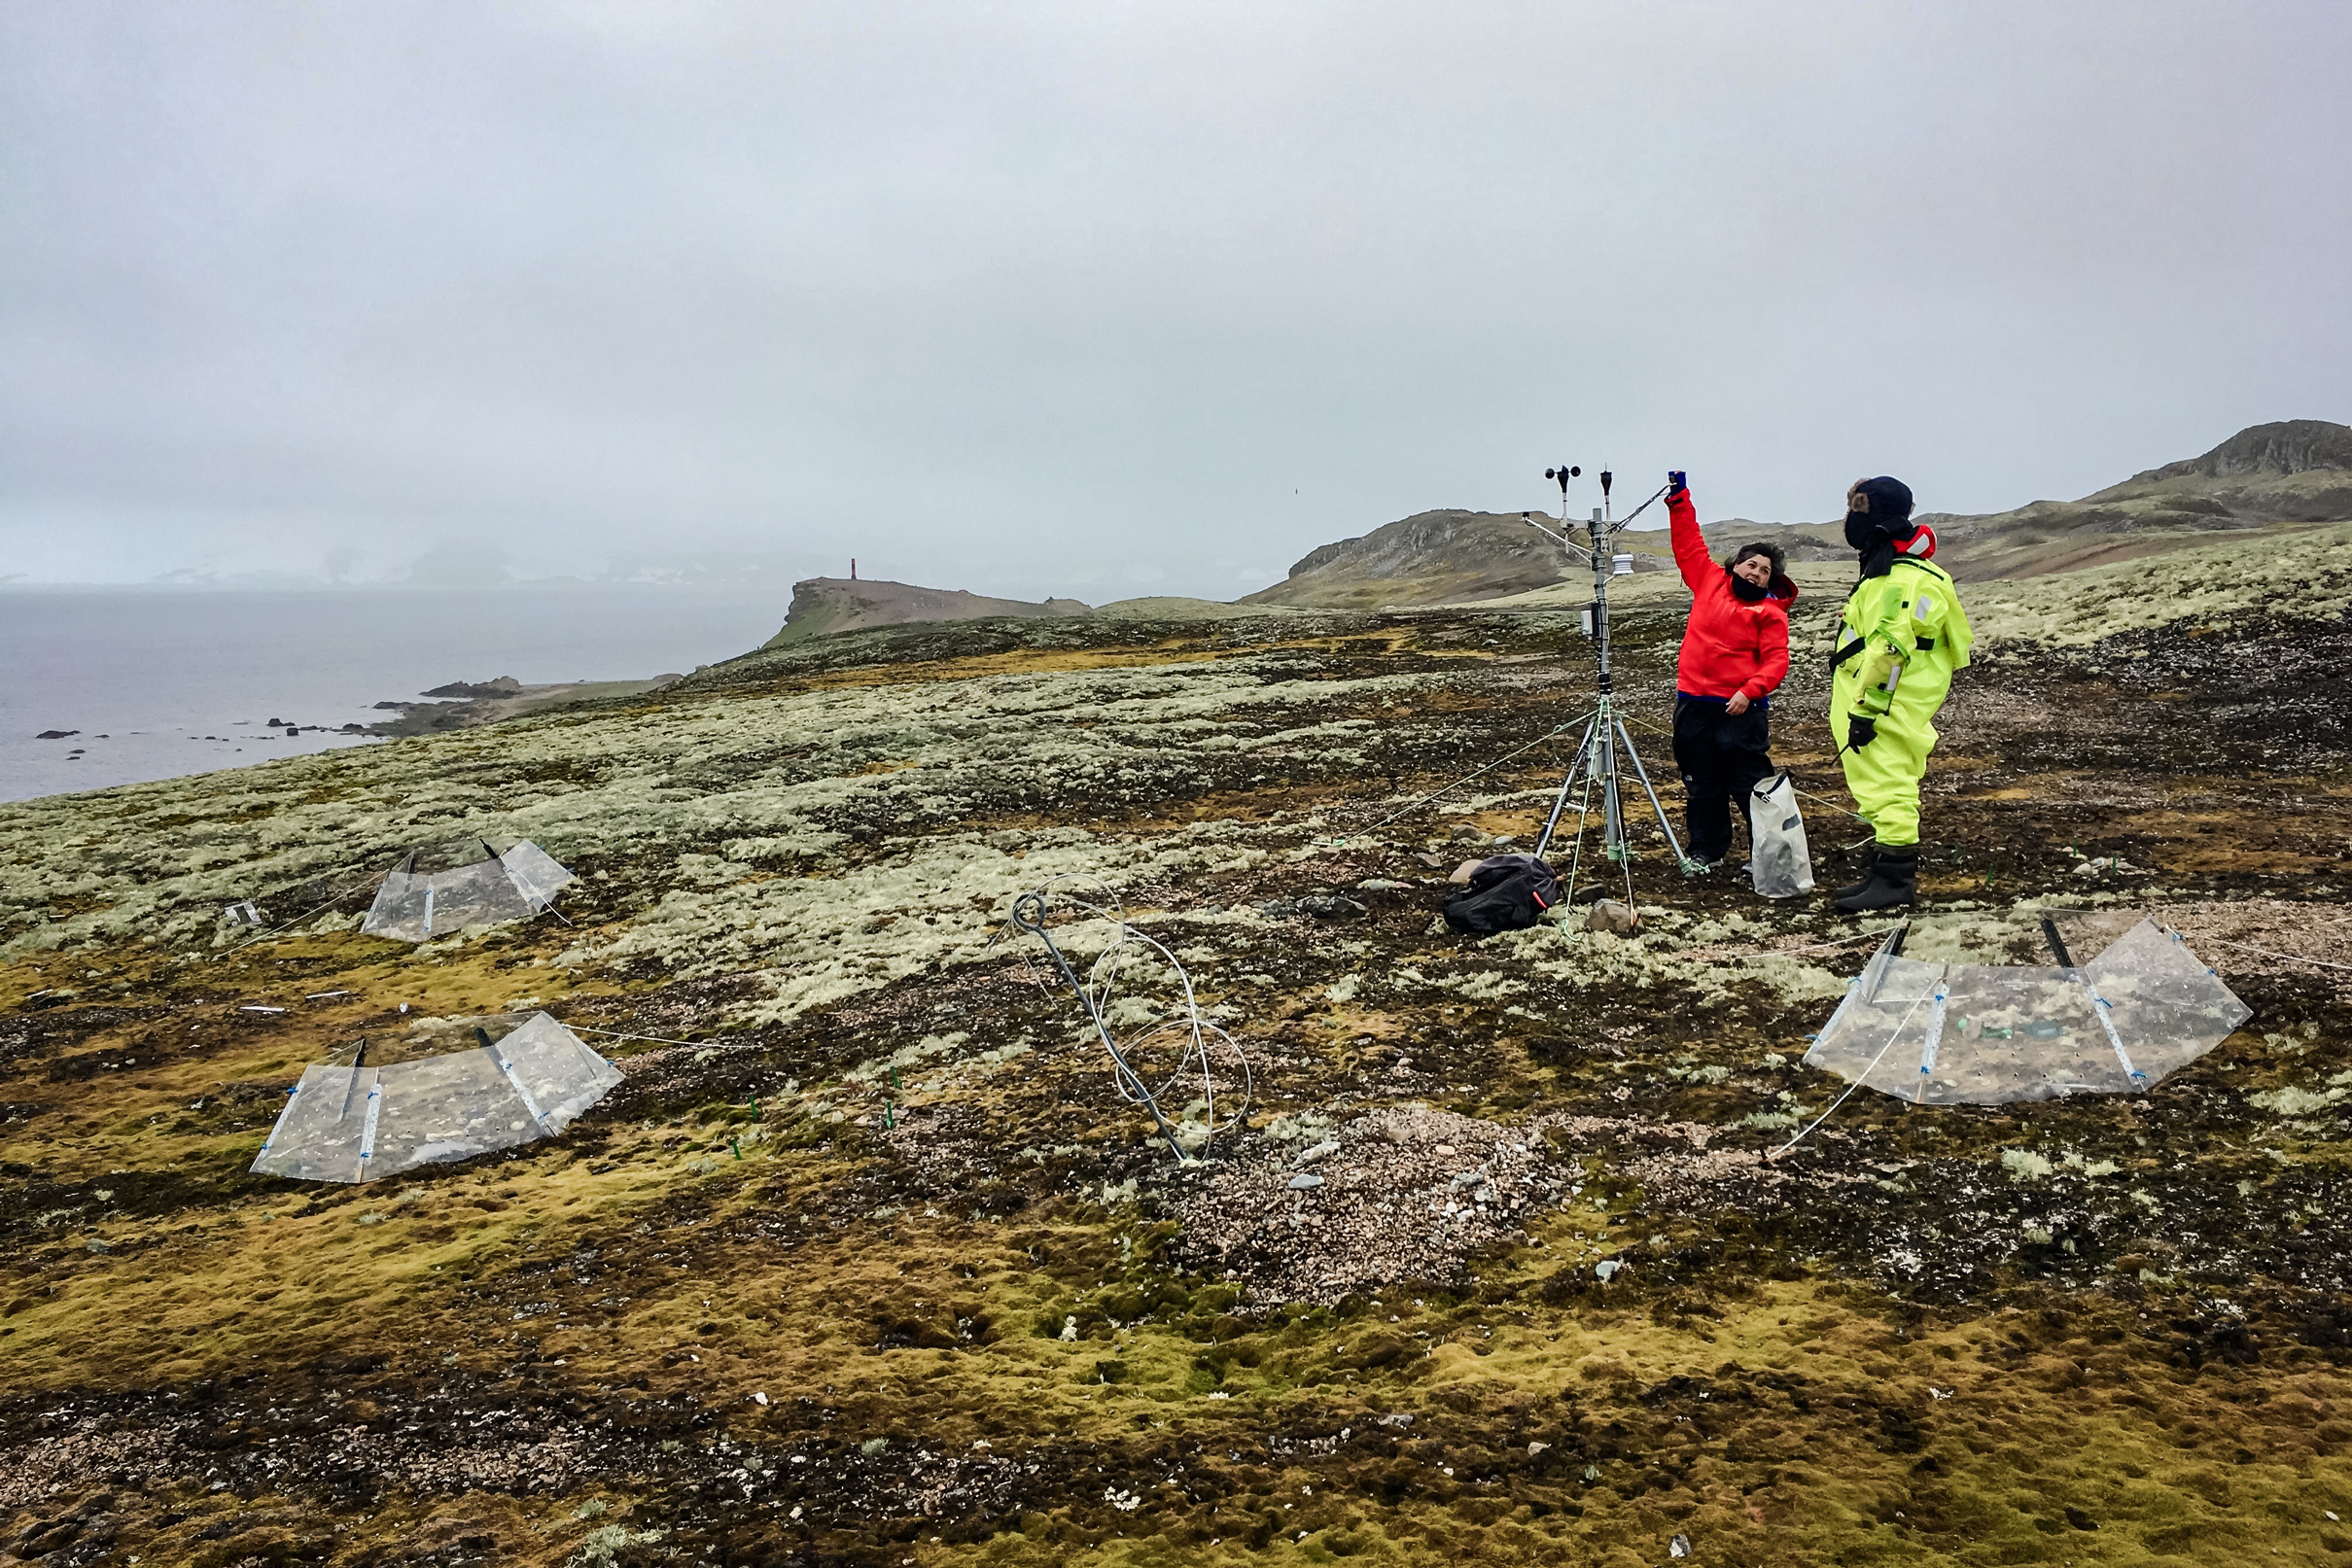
xmin=0 ymin=588 xmax=790 ymax=804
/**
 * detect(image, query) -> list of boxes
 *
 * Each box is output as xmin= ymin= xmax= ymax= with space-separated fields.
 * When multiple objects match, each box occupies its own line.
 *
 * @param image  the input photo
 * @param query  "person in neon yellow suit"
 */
xmin=1828 ymin=475 xmax=1975 ymax=913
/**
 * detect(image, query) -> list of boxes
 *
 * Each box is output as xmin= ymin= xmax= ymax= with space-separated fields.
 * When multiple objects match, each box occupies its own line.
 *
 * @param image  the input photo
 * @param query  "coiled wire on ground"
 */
xmin=1008 ymin=875 xmax=1252 ymax=1163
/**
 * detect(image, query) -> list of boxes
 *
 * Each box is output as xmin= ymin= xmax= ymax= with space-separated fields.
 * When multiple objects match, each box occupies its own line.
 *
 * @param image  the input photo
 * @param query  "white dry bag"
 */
xmin=1747 ymin=770 xmax=1814 ymax=898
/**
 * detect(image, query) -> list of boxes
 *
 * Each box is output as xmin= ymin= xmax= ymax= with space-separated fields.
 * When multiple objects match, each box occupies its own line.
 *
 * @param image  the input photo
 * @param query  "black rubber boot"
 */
xmin=1834 ymin=844 xmax=1919 ymax=914
xmin=1831 ymin=846 xmax=1878 ymax=905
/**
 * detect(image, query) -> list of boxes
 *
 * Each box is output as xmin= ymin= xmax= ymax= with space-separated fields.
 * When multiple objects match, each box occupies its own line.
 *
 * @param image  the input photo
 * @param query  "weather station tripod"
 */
xmin=1519 ymin=465 xmax=1700 ymax=906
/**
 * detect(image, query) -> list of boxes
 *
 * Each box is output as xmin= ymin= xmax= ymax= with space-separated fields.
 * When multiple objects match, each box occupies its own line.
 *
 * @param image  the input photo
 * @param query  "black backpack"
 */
xmin=1442 ymin=854 xmax=1560 ymax=937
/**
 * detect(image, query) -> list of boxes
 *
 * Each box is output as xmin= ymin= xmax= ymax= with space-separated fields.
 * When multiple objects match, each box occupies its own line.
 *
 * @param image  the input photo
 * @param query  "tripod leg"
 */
xmin=1615 ymin=717 xmax=1694 ymax=870
xmin=1600 ymin=717 xmax=1628 ymax=863
xmin=1532 ymin=713 xmax=1600 ymax=861
xmin=1560 ymin=744 xmax=1599 ymax=911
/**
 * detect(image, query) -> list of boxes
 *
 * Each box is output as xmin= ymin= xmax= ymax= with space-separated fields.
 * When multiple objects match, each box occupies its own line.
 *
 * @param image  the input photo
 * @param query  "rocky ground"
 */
xmin=2 ymin=527 xmax=2350 ymax=1566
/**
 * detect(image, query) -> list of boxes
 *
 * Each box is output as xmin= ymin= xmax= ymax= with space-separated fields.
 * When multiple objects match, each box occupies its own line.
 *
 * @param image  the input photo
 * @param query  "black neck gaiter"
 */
xmin=1847 ymin=512 xmax=1897 ymax=579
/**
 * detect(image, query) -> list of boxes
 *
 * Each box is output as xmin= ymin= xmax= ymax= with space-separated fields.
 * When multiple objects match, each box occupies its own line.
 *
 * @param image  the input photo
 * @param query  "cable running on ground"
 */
xmin=1010 ymin=874 xmax=1253 ymax=1162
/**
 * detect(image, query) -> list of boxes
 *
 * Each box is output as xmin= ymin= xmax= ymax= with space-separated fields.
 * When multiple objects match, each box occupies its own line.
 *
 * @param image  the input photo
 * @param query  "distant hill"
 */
xmin=763 ymin=578 xmax=1091 ymax=645
xmin=765 ymin=423 xmax=2352 ymax=641
xmin=1694 ymin=419 xmax=2352 ymax=582
xmin=1237 ymin=508 xmax=1663 ymax=610
xmin=1243 ymin=421 xmax=2352 ymax=604
xmin=2097 ymin=418 xmax=2352 ymax=500
xmin=1909 ymin=419 xmax=2352 ymax=580
xmin=1687 ymin=518 xmax=1850 ymax=565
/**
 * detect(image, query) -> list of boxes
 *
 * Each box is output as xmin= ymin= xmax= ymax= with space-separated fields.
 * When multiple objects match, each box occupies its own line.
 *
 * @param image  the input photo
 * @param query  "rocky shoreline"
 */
xmin=21 ymin=675 xmax=690 ymax=753
xmin=359 ymin=673 xmax=686 ymax=738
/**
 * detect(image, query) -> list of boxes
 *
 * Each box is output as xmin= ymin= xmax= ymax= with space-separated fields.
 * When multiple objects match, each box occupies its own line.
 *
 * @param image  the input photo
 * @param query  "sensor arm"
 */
xmin=1607 ymin=482 xmax=1675 ymax=532
xmin=1520 ymin=512 xmax=1595 ymax=563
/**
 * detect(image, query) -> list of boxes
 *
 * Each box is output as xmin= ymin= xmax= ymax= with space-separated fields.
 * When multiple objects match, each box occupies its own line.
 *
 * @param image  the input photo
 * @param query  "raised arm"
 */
xmin=1665 ymin=470 xmax=1710 ymax=591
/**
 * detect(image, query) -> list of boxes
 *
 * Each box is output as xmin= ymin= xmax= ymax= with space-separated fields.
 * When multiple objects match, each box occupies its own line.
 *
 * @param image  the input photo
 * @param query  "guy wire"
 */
xmin=1769 ymin=980 xmax=1929 ymax=1162
xmin=209 ymin=864 xmax=398 ymax=960
xmin=1329 ymin=712 xmax=1593 ymax=846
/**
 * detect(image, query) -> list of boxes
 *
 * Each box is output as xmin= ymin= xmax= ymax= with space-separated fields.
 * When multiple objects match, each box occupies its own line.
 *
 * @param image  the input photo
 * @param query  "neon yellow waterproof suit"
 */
xmin=1829 ymin=556 xmax=1975 ymax=847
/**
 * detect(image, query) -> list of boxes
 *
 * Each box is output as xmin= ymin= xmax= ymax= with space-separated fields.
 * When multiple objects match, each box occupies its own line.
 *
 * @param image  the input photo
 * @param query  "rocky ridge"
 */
xmin=767 ymin=577 xmax=1093 ymax=645
xmin=1239 ymin=508 xmax=1633 ymax=611
xmin=1695 ymin=418 xmax=2352 ymax=583
xmin=728 ymin=423 xmax=2352 ymax=644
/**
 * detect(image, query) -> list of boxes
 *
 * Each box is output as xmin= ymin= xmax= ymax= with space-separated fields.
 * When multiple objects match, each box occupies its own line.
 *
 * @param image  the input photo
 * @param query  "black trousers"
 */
xmin=1672 ymin=698 xmax=1773 ymax=862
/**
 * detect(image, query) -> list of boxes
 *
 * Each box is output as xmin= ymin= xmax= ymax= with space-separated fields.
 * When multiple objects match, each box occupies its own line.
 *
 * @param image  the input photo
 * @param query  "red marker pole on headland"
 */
xmin=851 ymin=558 xmax=858 ymax=580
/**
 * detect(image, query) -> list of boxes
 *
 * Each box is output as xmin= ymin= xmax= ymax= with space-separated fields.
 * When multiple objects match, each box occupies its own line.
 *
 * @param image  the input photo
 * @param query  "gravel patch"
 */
xmin=1176 ymin=1105 xmax=1563 ymax=1305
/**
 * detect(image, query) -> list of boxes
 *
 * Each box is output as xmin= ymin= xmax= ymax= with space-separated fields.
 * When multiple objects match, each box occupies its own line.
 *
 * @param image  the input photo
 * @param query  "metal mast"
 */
xmin=1522 ymin=466 xmax=1697 ymax=898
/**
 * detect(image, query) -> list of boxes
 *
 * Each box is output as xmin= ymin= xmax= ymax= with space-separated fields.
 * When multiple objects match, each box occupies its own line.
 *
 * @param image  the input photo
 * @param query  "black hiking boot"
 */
xmin=1831 ymin=846 xmax=1878 ymax=905
xmin=1834 ymin=844 xmax=1919 ymax=915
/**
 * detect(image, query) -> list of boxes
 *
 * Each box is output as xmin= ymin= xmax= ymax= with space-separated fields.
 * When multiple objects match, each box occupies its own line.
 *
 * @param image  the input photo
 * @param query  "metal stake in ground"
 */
xmin=1523 ymin=465 xmax=1698 ymax=893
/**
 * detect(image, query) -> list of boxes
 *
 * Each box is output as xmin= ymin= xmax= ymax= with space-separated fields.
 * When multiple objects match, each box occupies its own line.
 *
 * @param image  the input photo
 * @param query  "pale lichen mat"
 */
xmin=1804 ymin=917 xmax=2250 ymax=1104
xmin=250 ymin=1011 xmax=621 ymax=1183
xmin=359 ymin=840 xmax=576 ymax=943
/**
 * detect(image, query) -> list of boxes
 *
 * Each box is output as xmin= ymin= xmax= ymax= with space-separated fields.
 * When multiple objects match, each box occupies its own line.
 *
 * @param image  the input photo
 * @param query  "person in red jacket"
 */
xmin=1664 ymin=470 xmax=1798 ymax=870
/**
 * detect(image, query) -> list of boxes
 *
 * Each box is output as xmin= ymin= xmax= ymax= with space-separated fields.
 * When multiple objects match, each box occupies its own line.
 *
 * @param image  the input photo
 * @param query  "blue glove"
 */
xmin=1847 ymin=714 xmax=1878 ymax=749
xmin=1667 ymin=470 xmax=1688 ymax=498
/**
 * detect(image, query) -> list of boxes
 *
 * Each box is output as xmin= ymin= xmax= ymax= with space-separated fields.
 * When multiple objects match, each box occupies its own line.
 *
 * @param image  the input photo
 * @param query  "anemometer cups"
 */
xmin=1546 ymin=465 xmax=1581 ymax=494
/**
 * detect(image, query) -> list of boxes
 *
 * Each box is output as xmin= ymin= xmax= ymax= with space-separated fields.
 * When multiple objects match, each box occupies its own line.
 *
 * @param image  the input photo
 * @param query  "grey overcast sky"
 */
xmin=3 ymin=1 xmax=2347 ymax=597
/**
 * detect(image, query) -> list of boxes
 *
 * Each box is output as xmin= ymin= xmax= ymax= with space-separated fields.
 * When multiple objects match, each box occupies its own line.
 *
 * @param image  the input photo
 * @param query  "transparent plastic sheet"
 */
xmin=491 ymin=1010 xmax=624 ymax=1131
xmin=361 ymin=870 xmax=431 ymax=941
xmin=359 ymin=840 xmax=573 ymax=942
xmin=367 ymin=1049 xmax=523 ymax=1172
xmin=500 ymin=841 xmax=576 ymax=910
xmin=1802 ymin=917 xmax=2249 ymax=1105
xmin=412 ymin=858 xmax=534 ymax=933
xmin=2080 ymin=918 xmax=2253 ymax=1080
xmin=250 ymin=1064 xmax=372 ymax=1183
xmin=247 ymin=1011 xmax=619 ymax=1183
xmin=1746 ymin=771 xmax=1814 ymax=898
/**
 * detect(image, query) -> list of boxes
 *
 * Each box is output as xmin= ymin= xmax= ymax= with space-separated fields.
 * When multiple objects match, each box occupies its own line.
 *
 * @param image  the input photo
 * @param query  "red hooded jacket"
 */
xmin=1668 ymin=488 xmax=1797 ymax=703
